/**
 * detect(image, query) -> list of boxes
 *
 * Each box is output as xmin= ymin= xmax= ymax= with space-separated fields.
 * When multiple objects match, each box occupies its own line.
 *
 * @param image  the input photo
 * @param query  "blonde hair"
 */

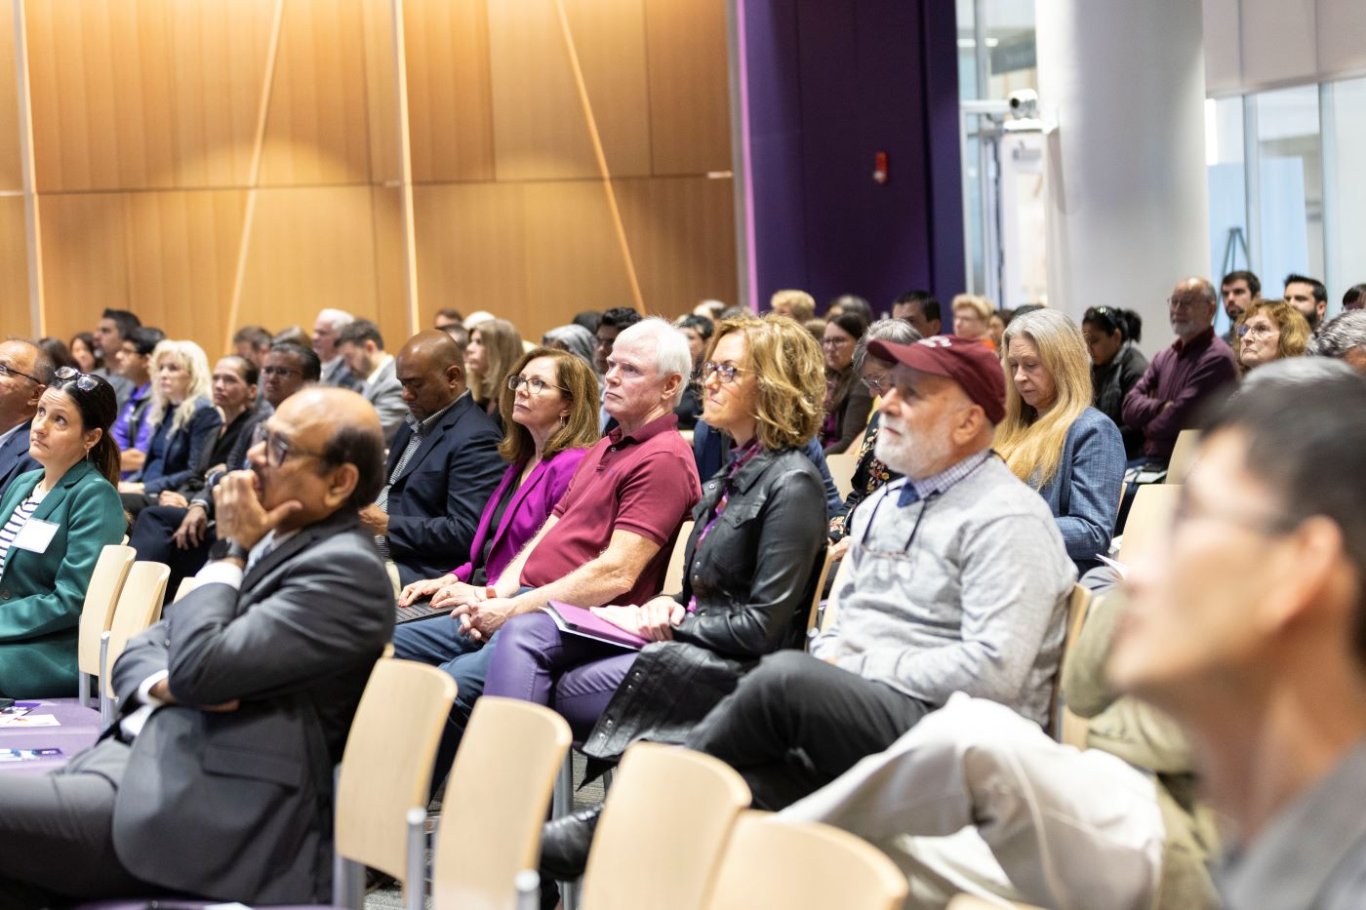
xmin=146 ymin=340 xmax=213 ymax=434
xmin=994 ymin=309 xmax=1093 ymax=488
xmin=497 ymin=347 xmax=600 ymax=464
xmin=469 ymin=319 xmax=524 ymax=406
xmin=951 ymin=294 xmax=994 ymax=321
xmin=706 ymin=314 xmax=826 ymax=450
xmin=770 ymin=289 xmax=816 ymax=322
xmin=1236 ymin=299 xmax=1312 ymax=367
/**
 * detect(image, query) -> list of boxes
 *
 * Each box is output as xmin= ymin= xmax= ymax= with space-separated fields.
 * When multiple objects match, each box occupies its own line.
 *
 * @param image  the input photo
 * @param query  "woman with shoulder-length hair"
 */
xmin=465 ymin=318 xmax=525 ymax=425
xmin=996 ymin=309 xmax=1125 ymax=573
xmin=119 ymin=340 xmax=221 ymax=513
xmin=1235 ymin=298 xmax=1312 ymax=374
xmin=0 ymin=369 xmax=127 ymax=697
xmin=520 ymin=314 xmax=831 ymax=883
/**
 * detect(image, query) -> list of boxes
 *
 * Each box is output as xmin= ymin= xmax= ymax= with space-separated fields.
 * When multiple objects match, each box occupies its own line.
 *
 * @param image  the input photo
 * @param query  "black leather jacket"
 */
xmin=582 ymin=446 xmax=826 ymax=763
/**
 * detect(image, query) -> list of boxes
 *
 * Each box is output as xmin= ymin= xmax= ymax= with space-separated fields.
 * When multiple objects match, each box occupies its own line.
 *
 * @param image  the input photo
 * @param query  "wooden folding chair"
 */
xmin=578 ymin=742 xmax=751 ymax=910
xmin=663 ymin=520 xmax=695 ymax=594
xmin=430 ymin=697 xmax=572 ymax=909
xmin=1165 ymin=429 xmax=1201 ymax=483
xmin=73 ymin=544 xmax=136 ymax=709
xmin=705 ymin=810 xmax=907 ymax=910
xmin=804 ymin=546 xmax=837 ymax=638
xmin=947 ymin=894 xmax=1045 ymax=909
xmin=1116 ymin=484 xmax=1182 ymax=566
xmin=98 ymin=561 xmax=171 ymax=725
xmin=1051 ymin=583 xmax=1093 ymax=747
xmin=824 ymin=450 xmax=861 ymax=501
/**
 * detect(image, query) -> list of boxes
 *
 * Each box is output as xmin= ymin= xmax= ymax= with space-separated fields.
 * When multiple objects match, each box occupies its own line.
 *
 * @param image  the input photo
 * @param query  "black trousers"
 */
xmin=128 ymin=505 xmax=218 ymax=604
xmin=684 ymin=650 xmax=932 ymax=810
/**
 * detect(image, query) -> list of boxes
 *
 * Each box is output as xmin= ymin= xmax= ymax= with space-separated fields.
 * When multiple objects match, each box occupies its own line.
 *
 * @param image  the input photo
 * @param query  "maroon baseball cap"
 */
xmin=866 ymin=335 xmax=1006 ymax=424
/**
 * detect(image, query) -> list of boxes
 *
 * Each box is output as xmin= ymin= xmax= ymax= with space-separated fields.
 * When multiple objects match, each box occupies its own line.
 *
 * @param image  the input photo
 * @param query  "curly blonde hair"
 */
xmin=705 ymin=314 xmax=825 ymax=450
xmin=1235 ymin=299 xmax=1312 ymax=367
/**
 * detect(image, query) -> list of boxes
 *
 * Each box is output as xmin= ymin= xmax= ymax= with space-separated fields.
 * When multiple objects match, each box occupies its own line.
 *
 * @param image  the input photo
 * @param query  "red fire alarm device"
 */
xmin=873 ymin=151 xmax=889 ymax=184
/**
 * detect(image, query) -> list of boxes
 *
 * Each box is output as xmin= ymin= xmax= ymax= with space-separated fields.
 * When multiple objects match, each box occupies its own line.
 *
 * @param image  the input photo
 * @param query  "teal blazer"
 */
xmin=0 ymin=460 xmax=127 ymax=697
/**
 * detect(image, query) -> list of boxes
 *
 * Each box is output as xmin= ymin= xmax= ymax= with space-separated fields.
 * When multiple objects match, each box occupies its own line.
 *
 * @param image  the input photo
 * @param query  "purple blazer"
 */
xmin=449 ymin=446 xmax=589 ymax=584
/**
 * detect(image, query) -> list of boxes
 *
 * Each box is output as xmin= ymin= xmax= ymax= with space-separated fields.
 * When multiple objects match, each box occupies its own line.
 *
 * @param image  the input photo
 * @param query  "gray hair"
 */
xmin=854 ymin=317 xmax=922 ymax=373
xmin=1238 ymin=355 xmax=1357 ymax=397
xmin=315 ymin=308 xmax=355 ymax=331
xmin=1308 ymin=310 xmax=1366 ymax=360
xmin=542 ymin=324 xmax=597 ymax=371
xmin=614 ymin=317 xmax=694 ymax=407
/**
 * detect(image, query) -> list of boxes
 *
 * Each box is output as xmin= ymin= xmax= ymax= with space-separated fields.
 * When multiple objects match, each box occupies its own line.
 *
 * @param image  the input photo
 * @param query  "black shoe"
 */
xmin=539 ymin=805 xmax=602 ymax=881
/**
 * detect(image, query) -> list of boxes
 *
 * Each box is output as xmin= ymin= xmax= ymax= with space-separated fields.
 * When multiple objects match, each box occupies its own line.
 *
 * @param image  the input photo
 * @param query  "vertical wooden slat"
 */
xmin=12 ymin=0 xmax=44 ymax=336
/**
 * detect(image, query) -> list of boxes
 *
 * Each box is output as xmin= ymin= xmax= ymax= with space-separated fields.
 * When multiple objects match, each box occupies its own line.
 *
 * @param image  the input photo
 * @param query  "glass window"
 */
xmin=1206 ymin=97 xmax=1249 ymax=336
xmin=1251 ymin=85 xmax=1324 ymax=292
xmin=1324 ymin=76 xmax=1366 ymax=315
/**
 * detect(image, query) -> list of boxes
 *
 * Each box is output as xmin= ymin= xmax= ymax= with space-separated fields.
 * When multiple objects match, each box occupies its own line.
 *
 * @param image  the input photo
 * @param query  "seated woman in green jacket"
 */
xmin=0 ymin=367 xmax=126 ymax=698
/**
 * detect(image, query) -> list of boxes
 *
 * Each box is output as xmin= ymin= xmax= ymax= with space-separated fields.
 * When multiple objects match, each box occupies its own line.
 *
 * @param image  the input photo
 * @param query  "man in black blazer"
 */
xmin=0 ymin=339 xmax=49 ymax=498
xmin=360 ymin=330 xmax=504 ymax=587
xmin=0 ymin=387 xmax=394 ymax=907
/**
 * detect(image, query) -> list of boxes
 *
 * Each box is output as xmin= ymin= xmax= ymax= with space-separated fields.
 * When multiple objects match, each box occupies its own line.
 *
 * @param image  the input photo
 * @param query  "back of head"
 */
xmin=338 ymin=318 xmax=384 ymax=351
xmin=232 ymin=324 xmax=272 ymax=348
xmin=856 ymin=317 xmax=922 ymax=372
xmin=572 ymin=310 xmax=602 ymax=334
xmin=542 ymin=324 xmax=597 ymax=367
xmin=1343 ymin=284 xmax=1366 ymax=310
xmin=600 ymin=307 xmax=642 ymax=332
xmin=315 ymin=308 xmax=355 ymax=331
xmin=36 ymin=338 xmax=74 ymax=373
xmin=127 ymin=326 xmax=167 ymax=357
xmin=675 ymin=314 xmax=715 ymax=339
xmin=770 ymin=289 xmax=816 ymax=322
xmin=273 ymin=325 xmax=312 ymax=348
xmin=830 ymin=294 xmax=872 ymax=323
xmin=1201 ymin=365 xmax=1366 ymax=659
xmin=1308 ymin=310 xmax=1366 ymax=363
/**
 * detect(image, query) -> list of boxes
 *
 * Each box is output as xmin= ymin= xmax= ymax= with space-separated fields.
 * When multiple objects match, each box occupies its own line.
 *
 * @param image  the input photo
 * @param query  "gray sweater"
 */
xmin=811 ymin=453 xmax=1075 ymax=726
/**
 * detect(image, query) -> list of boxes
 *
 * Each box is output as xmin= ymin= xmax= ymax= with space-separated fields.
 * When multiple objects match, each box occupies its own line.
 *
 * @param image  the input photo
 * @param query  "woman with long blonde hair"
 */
xmin=995 ymin=309 xmax=1124 ymax=572
xmin=465 ymin=318 xmax=524 ymax=425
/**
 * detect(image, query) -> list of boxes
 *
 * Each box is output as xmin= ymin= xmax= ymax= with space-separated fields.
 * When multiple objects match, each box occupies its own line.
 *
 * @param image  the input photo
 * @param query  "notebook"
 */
xmin=540 ymin=601 xmax=648 ymax=650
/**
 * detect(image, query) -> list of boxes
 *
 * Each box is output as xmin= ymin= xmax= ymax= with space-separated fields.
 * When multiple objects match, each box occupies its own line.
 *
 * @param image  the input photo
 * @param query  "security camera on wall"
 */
xmin=1004 ymin=89 xmax=1044 ymax=133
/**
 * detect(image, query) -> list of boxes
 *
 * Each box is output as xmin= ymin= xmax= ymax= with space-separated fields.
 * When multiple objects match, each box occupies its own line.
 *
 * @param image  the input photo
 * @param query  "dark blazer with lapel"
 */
xmin=0 ymin=461 xmax=125 ymax=697
xmin=384 ymin=394 xmax=505 ymax=586
xmin=0 ymin=419 xmax=38 ymax=500
xmin=106 ymin=508 xmax=394 ymax=904
xmin=139 ymin=398 xmax=223 ymax=496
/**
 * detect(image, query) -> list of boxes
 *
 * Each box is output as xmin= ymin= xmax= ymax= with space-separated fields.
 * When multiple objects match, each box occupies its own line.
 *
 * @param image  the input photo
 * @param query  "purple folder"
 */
xmin=541 ymin=601 xmax=648 ymax=650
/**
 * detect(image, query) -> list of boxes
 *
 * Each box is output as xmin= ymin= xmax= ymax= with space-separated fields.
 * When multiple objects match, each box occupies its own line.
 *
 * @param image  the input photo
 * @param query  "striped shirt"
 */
xmin=0 ymin=487 xmax=47 ymax=576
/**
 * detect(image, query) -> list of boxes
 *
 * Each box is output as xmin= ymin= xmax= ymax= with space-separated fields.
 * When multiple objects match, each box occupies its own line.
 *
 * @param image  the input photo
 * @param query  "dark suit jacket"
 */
xmin=385 ymin=395 xmax=505 ymax=586
xmin=0 ymin=419 xmax=38 ymax=500
xmin=104 ymin=508 xmax=394 ymax=903
xmin=138 ymin=399 xmax=224 ymax=496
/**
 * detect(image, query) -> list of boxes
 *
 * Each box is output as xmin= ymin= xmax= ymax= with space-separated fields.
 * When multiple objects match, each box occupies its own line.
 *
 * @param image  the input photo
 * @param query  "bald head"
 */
xmin=396 ymin=331 xmax=466 ymax=420
xmin=1169 ymin=276 xmax=1218 ymax=342
xmin=0 ymin=339 xmax=47 ymax=431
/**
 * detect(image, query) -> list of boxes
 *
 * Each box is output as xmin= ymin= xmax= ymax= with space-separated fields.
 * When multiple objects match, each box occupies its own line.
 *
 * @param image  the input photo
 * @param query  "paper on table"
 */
xmin=0 ymin=713 xmax=60 ymax=727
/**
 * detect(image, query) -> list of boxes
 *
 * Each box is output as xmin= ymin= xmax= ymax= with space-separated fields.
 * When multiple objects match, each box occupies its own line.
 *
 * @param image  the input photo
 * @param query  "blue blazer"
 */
xmin=138 ymin=398 xmax=223 ymax=496
xmin=384 ymin=394 xmax=506 ymax=586
xmin=0 ymin=419 xmax=39 ymax=500
xmin=0 ymin=461 xmax=127 ymax=697
xmin=1036 ymin=407 xmax=1126 ymax=573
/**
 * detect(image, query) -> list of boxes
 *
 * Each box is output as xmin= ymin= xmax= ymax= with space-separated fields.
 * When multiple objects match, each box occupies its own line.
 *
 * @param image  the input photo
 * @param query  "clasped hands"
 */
xmin=397 ymin=577 xmax=512 ymax=642
xmin=591 ymin=595 xmax=685 ymax=643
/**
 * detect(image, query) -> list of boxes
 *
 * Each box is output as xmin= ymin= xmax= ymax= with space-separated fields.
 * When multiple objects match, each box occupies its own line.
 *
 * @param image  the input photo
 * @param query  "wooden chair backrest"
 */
xmin=663 ymin=520 xmax=695 ymax=594
xmin=77 ymin=544 xmax=135 ymax=676
xmin=101 ymin=561 xmax=170 ymax=698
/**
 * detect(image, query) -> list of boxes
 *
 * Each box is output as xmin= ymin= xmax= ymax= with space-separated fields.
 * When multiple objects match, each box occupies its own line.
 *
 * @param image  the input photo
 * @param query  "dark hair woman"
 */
xmin=1082 ymin=306 xmax=1148 ymax=460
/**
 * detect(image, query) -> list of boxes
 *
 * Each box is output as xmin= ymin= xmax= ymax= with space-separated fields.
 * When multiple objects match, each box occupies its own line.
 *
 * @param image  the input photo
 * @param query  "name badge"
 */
xmin=11 ymin=518 xmax=58 ymax=555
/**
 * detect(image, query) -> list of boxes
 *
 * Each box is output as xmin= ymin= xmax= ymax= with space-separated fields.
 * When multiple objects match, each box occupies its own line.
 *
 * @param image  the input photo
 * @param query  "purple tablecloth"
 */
xmin=0 ymin=699 xmax=102 ymax=776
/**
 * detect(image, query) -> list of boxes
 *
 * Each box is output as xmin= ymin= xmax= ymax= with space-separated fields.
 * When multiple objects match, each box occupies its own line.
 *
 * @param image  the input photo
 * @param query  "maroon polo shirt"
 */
xmin=521 ymin=412 xmax=701 ymax=606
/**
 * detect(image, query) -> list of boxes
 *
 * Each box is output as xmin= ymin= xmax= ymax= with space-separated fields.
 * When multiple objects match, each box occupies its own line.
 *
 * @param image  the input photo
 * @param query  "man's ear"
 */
xmin=660 ymin=370 xmax=684 ymax=404
xmin=27 ymin=383 xmax=46 ymax=410
xmin=324 ymin=462 xmax=360 ymax=511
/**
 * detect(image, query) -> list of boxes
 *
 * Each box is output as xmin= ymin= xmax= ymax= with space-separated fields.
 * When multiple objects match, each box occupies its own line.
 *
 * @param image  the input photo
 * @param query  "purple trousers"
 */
xmin=484 ymin=611 xmax=639 ymax=741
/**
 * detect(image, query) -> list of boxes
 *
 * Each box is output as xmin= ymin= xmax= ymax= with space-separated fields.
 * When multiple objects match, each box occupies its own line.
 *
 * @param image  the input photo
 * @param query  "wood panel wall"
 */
xmin=2 ymin=0 xmax=735 ymax=357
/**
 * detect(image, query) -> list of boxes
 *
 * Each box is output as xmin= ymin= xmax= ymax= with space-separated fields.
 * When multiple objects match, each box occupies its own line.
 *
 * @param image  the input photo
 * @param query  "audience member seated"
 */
xmin=769 ymin=288 xmax=816 ymax=323
xmin=336 ymin=318 xmax=406 ymax=445
xmin=312 ymin=307 xmax=362 ymax=391
xmin=781 ymin=589 xmax=1219 ymax=910
xmin=951 ymin=294 xmax=996 ymax=350
xmin=395 ymin=318 xmax=700 ymax=779
xmin=827 ymin=318 xmax=920 ymax=553
xmin=0 ymin=369 xmax=125 ymax=699
xmin=68 ymin=331 xmax=98 ymax=373
xmin=433 ymin=307 xmax=464 ymax=333
xmin=996 ymin=309 xmax=1125 ymax=573
xmin=119 ymin=340 xmax=222 ymax=514
xmin=1344 ymin=283 xmax=1366 ymax=312
xmin=0 ymin=387 xmax=393 ymax=906
xmin=358 ymin=331 xmax=504 ymax=588
xmin=1109 ymin=366 xmax=1366 ymax=910
xmin=549 ymin=336 xmax=1076 ymax=892
xmin=466 ymin=318 xmax=524 ymax=426
xmin=231 ymin=324 xmax=272 ymax=369
xmin=828 ymin=294 xmax=873 ymax=324
xmin=127 ymin=354 xmax=272 ymax=598
xmin=36 ymin=338 xmax=77 ymax=372
xmin=820 ymin=311 xmax=871 ymax=454
xmin=0 ymin=340 xmax=50 ymax=497
xmin=541 ymin=323 xmax=597 ymax=371
xmin=1220 ymin=269 xmax=1260 ymax=346
xmin=1234 ymin=298 xmax=1311 ymax=374
xmin=1308 ymin=309 xmax=1366 ymax=373
xmin=396 ymin=346 xmax=598 ymax=607
xmin=892 ymin=289 xmax=942 ymax=337
xmin=1121 ymin=277 xmax=1237 ymax=469
xmin=594 ymin=307 xmax=643 ymax=431
xmin=1083 ymin=306 xmax=1148 ymax=460
xmin=1282 ymin=272 xmax=1327 ymax=331
xmin=92 ymin=308 xmax=139 ymax=408
xmin=672 ymin=314 xmax=713 ymax=430
xmin=111 ymin=325 xmax=166 ymax=478
xmin=692 ymin=417 xmax=841 ymax=518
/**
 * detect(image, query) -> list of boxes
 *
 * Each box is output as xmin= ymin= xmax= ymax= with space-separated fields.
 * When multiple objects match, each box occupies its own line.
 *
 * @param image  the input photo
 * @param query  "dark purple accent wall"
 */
xmin=741 ymin=0 xmax=964 ymax=315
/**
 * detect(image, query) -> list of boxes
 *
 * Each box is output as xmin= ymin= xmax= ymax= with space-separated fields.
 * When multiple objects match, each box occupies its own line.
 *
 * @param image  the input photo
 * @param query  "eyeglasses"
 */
xmin=821 ymin=337 xmax=853 ymax=348
xmin=863 ymin=375 xmax=889 ymax=395
xmin=506 ymin=374 xmax=568 ymax=396
xmin=702 ymin=361 xmax=745 ymax=383
xmin=1237 ymin=323 xmax=1277 ymax=338
xmin=261 ymin=365 xmax=302 ymax=378
xmin=1167 ymin=296 xmax=1203 ymax=311
xmin=0 ymin=361 xmax=43 ymax=385
xmin=251 ymin=423 xmax=326 ymax=467
xmin=53 ymin=366 xmax=98 ymax=391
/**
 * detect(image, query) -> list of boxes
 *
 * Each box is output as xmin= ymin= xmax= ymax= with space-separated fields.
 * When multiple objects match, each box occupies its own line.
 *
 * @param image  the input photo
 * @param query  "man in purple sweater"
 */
xmin=1122 ymin=277 xmax=1237 ymax=468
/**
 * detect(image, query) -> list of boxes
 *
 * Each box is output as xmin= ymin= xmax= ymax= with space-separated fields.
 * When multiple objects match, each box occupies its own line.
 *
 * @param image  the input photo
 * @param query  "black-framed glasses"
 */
xmin=251 ymin=423 xmax=326 ymax=468
xmin=506 ymin=374 xmax=568 ymax=396
xmin=53 ymin=366 xmax=99 ymax=391
xmin=261 ymin=365 xmax=302 ymax=378
xmin=0 ymin=361 xmax=43 ymax=385
xmin=702 ymin=361 xmax=745 ymax=383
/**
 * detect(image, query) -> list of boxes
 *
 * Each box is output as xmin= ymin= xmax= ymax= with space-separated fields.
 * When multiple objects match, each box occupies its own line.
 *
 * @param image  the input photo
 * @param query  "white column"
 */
xmin=1037 ymin=0 xmax=1208 ymax=353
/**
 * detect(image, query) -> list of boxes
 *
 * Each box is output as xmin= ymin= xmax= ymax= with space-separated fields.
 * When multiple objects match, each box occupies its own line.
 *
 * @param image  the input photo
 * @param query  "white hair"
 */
xmin=462 ymin=310 xmax=497 ymax=330
xmin=315 ymin=308 xmax=355 ymax=331
xmin=615 ymin=317 xmax=693 ymax=407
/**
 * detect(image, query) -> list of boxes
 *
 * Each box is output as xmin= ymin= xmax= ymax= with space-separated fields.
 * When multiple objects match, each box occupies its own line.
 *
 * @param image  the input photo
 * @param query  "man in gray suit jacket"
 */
xmin=0 ymin=339 xmax=49 ymax=498
xmin=0 ymin=387 xmax=394 ymax=908
xmin=338 ymin=318 xmax=408 ymax=446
